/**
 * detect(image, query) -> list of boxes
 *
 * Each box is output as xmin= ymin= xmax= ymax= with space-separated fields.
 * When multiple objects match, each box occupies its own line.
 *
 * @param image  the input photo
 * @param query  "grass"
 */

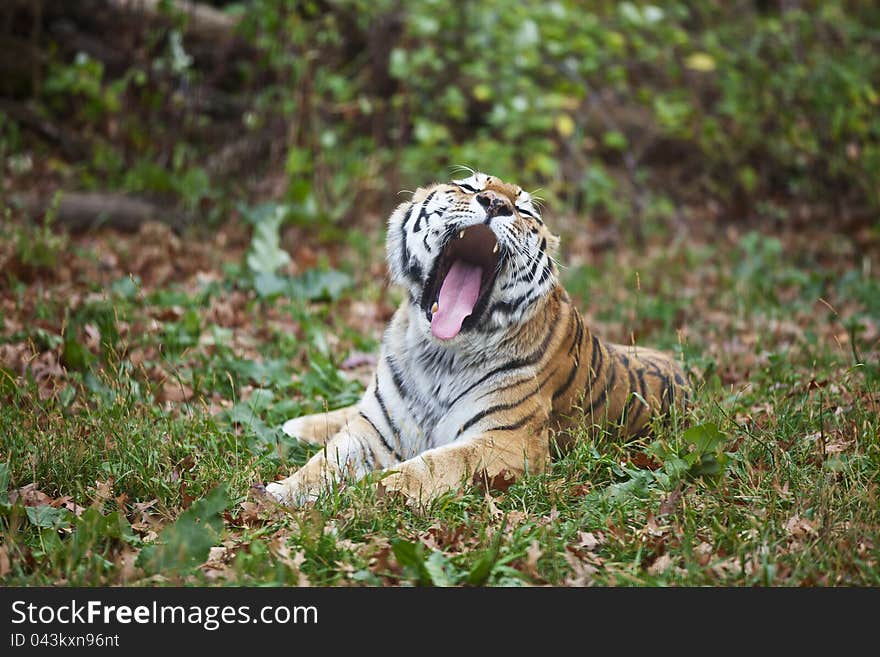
xmin=0 ymin=210 xmax=878 ymax=586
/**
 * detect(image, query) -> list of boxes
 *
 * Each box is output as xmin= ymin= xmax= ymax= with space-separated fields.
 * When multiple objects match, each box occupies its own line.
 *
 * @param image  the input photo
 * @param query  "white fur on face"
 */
xmin=386 ymin=172 xmax=558 ymax=335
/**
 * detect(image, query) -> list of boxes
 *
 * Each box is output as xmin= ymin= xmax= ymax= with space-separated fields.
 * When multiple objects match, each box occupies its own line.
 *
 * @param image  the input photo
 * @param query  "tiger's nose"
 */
xmin=476 ymin=190 xmax=513 ymax=219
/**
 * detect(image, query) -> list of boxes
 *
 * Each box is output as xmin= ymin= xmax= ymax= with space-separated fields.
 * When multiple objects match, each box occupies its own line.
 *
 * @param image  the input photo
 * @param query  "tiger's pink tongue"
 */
xmin=431 ymin=260 xmax=482 ymax=340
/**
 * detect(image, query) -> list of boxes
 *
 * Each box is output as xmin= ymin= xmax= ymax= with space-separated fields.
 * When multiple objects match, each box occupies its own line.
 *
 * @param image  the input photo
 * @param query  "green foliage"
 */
xmin=648 ymin=422 xmax=730 ymax=482
xmin=233 ymin=0 xmax=879 ymax=220
xmin=242 ymin=201 xmax=352 ymax=300
xmin=3 ymin=193 xmax=68 ymax=281
xmin=137 ymin=485 xmax=228 ymax=575
xmin=9 ymin=2 xmax=877 ymax=223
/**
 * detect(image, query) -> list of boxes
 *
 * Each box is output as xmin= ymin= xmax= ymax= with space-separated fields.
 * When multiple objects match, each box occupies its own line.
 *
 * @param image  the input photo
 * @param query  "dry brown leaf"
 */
xmin=159 ymin=381 xmax=194 ymax=403
xmin=824 ymin=438 xmax=854 ymax=454
xmin=90 ymin=479 xmax=114 ymax=506
xmin=206 ymin=546 xmax=227 ymax=563
xmin=576 ymin=531 xmax=604 ymax=552
xmin=563 ymin=550 xmax=597 ymax=587
xmin=0 ymin=544 xmax=10 ymax=578
xmin=340 ymin=352 xmax=377 ymax=370
xmin=10 ymin=483 xmax=52 ymax=507
xmin=785 ymin=514 xmax=817 ymax=539
xmin=694 ymin=541 xmax=714 ymax=567
xmin=521 ymin=540 xmax=543 ymax=581
xmin=484 ymin=494 xmax=504 ymax=519
xmin=659 ymin=487 xmax=682 ymax=516
xmin=54 ymin=496 xmax=86 ymax=517
xmin=648 ymin=553 xmax=675 ymax=575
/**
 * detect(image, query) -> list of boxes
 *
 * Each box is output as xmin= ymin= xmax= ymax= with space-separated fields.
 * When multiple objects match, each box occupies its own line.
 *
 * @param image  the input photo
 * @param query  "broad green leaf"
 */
xmin=424 ymin=550 xmax=454 ymax=587
xmin=682 ymin=423 xmax=725 ymax=454
xmin=291 ymin=269 xmax=351 ymax=301
xmin=61 ymin=336 xmax=92 ymax=372
xmin=26 ymin=505 xmax=71 ymax=530
xmin=136 ymin=485 xmax=228 ymax=575
xmin=246 ymin=206 xmax=290 ymax=276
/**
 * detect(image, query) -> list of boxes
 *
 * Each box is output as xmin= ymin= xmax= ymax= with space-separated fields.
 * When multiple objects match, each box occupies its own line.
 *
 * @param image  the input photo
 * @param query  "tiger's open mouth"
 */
xmin=421 ymin=224 xmax=501 ymax=340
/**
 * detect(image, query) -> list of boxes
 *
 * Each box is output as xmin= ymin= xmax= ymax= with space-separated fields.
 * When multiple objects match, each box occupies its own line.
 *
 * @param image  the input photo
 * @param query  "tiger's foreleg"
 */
xmin=281 ymin=404 xmax=360 ymax=446
xmin=266 ymin=412 xmax=395 ymax=505
xmin=378 ymin=422 xmax=551 ymax=505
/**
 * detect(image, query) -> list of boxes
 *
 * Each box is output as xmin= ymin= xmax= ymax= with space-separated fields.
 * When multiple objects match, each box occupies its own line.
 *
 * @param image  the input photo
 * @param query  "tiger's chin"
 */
xmin=420 ymin=224 xmax=502 ymax=341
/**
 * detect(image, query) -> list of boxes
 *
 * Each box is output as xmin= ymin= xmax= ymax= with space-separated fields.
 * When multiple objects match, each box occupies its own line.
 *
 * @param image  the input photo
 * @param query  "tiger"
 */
xmin=265 ymin=172 xmax=690 ymax=506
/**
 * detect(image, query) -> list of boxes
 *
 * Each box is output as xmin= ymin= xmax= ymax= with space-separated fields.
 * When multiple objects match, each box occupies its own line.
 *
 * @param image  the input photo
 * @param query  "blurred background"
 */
xmin=2 ymin=0 xmax=878 ymax=237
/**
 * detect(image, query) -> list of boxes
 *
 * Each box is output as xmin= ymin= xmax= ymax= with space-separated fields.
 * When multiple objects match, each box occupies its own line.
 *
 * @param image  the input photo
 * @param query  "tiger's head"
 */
xmin=387 ymin=172 xmax=560 ymax=342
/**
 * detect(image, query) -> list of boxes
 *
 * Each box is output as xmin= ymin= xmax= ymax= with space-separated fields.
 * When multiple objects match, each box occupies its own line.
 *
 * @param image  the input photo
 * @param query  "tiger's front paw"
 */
xmin=265 ymin=481 xmax=294 ymax=504
xmin=264 ymin=479 xmax=317 ymax=507
xmin=377 ymin=469 xmax=443 ymax=507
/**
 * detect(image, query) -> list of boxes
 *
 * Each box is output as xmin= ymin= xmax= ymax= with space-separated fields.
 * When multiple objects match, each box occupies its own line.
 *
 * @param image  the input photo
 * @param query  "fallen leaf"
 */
xmin=159 ymin=381 xmax=194 ymax=403
xmin=10 ymin=483 xmax=52 ymax=507
xmin=472 ymin=468 xmax=517 ymax=494
xmin=90 ymin=479 xmax=114 ymax=506
xmin=340 ymin=352 xmax=377 ymax=370
xmin=54 ymin=496 xmax=86 ymax=517
xmin=564 ymin=550 xmax=597 ymax=586
xmin=694 ymin=541 xmax=714 ymax=566
xmin=576 ymin=531 xmax=604 ymax=551
xmin=0 ymin=544 xmax=10 ymax=577
xmin=206 ymin=546 xmax=227 ymax=563
xmin=824 ymin=438 xmax=853 ymax=454
xmin=521 ymin=540 xmax=543 ymax=581
xmin=785 ymin=514 xmax=817 ymax=539
xmin=659 ymin=487 xmax=682 ymax=516
xmin=648 ymin=553 xmax=675 ymax=575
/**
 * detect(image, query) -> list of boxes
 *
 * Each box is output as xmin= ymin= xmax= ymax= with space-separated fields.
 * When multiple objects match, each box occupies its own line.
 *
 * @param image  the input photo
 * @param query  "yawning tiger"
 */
xmin=266 ymin=172 xmax=690 ymax=505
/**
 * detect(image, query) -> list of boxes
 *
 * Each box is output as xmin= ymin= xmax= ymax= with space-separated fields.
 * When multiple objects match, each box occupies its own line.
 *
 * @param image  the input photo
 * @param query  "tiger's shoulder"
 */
xmin=536 ymin=286 xmax=691 ymax=439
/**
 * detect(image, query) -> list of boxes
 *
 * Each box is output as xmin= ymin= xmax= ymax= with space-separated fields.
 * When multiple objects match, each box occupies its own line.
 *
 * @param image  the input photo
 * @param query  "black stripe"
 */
xmin=358 ymin=411 xmax=399 ymax=462
xmin=518 ymin=206 xmax=539 ymax=220
xmin=641 ymin=356 xmax=663 ymax=377
xmin=407 ymin=258 xmax=423 ymax=282
xmin=588 ymin=361 xmax=616 ymax=415
xmin=412 ymin=191 xmax=436 ymax=233
xmin=490 ymin=410 xmax=538 ymax=433
xmin=455 ymin=182 xmax=478 ymax=193
xmin=399 ymin=204 xmax=414 ymax=281
xmin=515 ymin=251 xmax=544 ymax=284
xmin=385 ymin=355 xmax=408 ymax=403
xmin=631 ymin=367 xmax=650 ymax=430
xmin=373 ymin=386 xmax=405 ymax=461
xmin=585 ymin=334 xmax=604 ymax=394
xmin=665 ymin=374 xmax=676 ymax=411
xmin=550 ymin=310 xmax=584 ymax=402
xmin=489 ymin=288 xmax=537 ymax=318
xmin=569 ymin=312 xmax=584 ymax=357
xmin=537 ymin=263 xmax=552 ymax=285
xmin=354 ymin=432 xmax=376 ymax=470
xmin=620 ymin=367 xmax=640 ymax=427
xmin=449 ymin=320 xmax=557 ymax=407
xmin=636 ymin=368 xmax=648 ymax=407
xmin=552 ymin=360 xmax=579 ymax=402
xmin=654 ymin=373 xmax=672 ymax=413
xmin=458 ymin=367 xmax=557 ymax=437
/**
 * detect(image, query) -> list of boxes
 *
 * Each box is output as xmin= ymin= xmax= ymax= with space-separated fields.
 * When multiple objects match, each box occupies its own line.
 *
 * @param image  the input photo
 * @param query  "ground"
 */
xmin=1 ymin=204 xmax=878 ymax=586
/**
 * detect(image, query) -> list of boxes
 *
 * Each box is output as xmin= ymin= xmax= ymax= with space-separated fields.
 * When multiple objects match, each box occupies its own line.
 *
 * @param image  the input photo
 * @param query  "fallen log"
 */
xmin=0 ymin=99 xmax=88 ymax=159
xmin=105 ymin=0 xmax=241 ymax=42
xmin=16 ymin=191 xmax=189 ymax=233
